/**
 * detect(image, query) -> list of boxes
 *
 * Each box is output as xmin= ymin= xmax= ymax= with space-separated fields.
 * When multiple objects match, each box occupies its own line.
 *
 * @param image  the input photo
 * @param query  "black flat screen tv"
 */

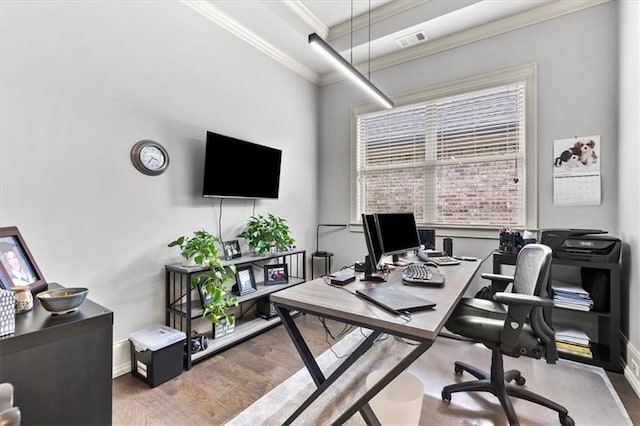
xmin=202 ymin=131 xmax=282 ymax=199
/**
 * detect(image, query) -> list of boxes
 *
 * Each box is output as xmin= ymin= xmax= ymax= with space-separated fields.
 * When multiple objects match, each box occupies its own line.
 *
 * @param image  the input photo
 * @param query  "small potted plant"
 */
xmin=169 ymin=230 xmax=238 ymax=326
xmin=237 ymin=213 xmax=295 ymax=255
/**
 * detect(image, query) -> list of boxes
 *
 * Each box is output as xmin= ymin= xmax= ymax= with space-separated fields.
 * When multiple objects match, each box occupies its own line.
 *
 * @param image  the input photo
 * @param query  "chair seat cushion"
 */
xmin=455 ymin=297 xmax=508 ymax=318
xmin=447 ymin=315 xmax=505 ymax=344
xmin=446 ymin=298 xmax=540 ymax=355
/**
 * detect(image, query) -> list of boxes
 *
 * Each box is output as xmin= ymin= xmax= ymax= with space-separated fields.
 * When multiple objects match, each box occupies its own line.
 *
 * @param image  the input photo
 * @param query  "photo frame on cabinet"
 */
xmin=234 ymin=265 xmax=256 ymax=296
xmin=264 ymin=264 xmax=288 ymax=285
xmin=0 ymin=267 xmax=11 ymax=290
xmin=0 ymin=226 xmax=47 ymax=292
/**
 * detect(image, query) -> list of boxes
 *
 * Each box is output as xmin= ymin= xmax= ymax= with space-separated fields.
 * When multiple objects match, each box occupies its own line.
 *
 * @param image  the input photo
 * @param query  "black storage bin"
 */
xmin=129 ymin=325 xmax=186 ymax=388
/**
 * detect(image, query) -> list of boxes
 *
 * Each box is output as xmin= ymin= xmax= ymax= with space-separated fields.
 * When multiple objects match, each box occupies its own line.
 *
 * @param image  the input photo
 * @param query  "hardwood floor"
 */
xmin=113 ymin=315 xmax=640 ymax=425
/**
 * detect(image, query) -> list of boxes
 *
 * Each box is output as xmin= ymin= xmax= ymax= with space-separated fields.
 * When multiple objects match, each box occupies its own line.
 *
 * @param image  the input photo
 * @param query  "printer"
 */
xmin=540 ymin=229 xmax=621 ymax=263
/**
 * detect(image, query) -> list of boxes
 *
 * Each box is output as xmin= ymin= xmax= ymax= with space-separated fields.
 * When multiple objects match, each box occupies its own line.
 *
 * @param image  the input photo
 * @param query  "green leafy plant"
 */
xmin=237 ymin=213 xmax=295 ymax=255
xmin=169 ymin=230 xmax=238 ymax=325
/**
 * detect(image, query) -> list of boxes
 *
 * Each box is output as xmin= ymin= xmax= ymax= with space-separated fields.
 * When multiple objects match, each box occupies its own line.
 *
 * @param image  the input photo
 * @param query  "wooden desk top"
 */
xmin=271 ymin=260 xmax=481 ymax=341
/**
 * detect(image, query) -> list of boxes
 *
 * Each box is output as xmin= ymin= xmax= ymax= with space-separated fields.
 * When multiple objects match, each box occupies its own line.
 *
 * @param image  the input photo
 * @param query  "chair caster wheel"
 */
xmin=454 ymin=365 xmax=464 ymax=375
xmin=514 ymin=376 xmax=526 ymax=386
xmin=560 ymin=414 xmax=574 ymax=426
xmin=442 ymin=390 xmax=451 ymax=401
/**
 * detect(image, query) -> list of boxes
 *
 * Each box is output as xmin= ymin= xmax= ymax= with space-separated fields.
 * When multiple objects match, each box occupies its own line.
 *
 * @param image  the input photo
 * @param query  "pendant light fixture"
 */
xmin=308 ymin=3 xmax=394 ymax=109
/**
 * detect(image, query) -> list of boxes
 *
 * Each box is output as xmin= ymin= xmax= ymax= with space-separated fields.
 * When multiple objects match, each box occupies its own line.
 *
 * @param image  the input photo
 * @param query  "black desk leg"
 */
xmin=276 ymin=305 xmax=325 ymax=385
xmin=275 ymin=305 xmax=384 ymax=425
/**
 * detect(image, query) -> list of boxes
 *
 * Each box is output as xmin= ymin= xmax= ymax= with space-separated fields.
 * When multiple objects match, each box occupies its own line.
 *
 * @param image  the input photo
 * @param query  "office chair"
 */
xmin=441 ymin=244 xmax=574 ymax=426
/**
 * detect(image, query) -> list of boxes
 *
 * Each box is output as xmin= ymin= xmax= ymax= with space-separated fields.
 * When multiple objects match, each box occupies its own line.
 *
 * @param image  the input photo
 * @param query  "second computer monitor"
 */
xmin=375 ymin=212 xmax=421 ymax=258
xmin=418 ymin=227 xmax=436 ymax=250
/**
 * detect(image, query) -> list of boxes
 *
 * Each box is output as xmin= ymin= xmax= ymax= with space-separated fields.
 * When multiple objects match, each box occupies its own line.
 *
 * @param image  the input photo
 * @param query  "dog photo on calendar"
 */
xmin=553 ymin=135 xmax=601 ymax=171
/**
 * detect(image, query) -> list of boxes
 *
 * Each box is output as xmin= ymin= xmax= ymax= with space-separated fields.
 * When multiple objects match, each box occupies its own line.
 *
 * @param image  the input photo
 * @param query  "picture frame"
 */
xmin=234 ymin=265 xmax=256 ymax=296
xmin=0 ymin=226 xmax=47 ymax=292
xmin=197 ymin=281 xmax=212 ymax=309
xmin=223 ymin=239 xmax=241 ymax=260
xmin=264 ymin=264 xmax=288 ymax=285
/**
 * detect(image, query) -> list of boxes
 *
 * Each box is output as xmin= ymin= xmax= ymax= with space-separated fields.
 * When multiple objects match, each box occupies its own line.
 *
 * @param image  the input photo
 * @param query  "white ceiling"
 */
xmin=185 ymin=0 xmax=603 ymax=84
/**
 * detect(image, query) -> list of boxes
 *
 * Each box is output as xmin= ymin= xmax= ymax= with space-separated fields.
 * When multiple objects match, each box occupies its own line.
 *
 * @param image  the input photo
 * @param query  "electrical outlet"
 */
xmin=631 ymin=359 xmax=640 ymax=378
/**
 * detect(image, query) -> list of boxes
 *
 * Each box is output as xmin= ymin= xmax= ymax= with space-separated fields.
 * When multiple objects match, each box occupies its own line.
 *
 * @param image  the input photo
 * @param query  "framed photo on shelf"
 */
xmin=264 ymin=264 xmax=288 ymax=285
xmin=234 ymin=265 xmax=256 ymax=296
xmin=223 ymin=239 xmax=241 ymax=260
xmin=0 ymin=226 xmax=47 ymax=292
xmin=197 ymin=281 xmax=212 ymax=309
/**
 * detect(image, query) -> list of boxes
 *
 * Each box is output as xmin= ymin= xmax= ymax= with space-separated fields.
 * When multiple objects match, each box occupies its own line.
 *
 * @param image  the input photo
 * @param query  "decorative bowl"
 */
xmin=36 ymin=287 xmax=89 ymax=315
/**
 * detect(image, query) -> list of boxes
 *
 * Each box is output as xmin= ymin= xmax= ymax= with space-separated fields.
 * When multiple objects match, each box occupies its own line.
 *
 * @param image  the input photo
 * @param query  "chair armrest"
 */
xmin=494 ymin=292 xmax=555 ymax=308
xmin=481 ymin=273 xmax=514 ymax=283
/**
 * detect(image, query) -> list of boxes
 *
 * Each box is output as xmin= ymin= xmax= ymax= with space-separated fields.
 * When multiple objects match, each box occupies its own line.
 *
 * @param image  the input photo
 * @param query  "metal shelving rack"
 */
xmin=165 ymin=248 xmax=306 ymax=369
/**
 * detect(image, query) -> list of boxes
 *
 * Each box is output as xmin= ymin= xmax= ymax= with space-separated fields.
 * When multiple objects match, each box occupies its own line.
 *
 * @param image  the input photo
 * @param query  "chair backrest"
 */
xmin=512 ymin=244 xmax=552 ymax=297
xmin=502 ymin=244 xmax=557 ymax=362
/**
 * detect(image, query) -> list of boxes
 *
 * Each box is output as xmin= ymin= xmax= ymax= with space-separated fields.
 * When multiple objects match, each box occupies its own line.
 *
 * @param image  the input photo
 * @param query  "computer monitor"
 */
xmin=418 ymin=227 xmax=436 ymax=250
xmin=362 ymin=213 xmax=384 ymax=272
xmin=375 ymin=212 xmax=421 ymax=259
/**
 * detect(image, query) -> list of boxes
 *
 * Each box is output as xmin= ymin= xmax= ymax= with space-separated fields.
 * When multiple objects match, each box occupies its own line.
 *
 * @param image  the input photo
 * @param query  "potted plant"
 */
xmin=168 ymin=230 xmax=238 ymax=326
xmin=237 ymin=213 xmax=295 ymax=255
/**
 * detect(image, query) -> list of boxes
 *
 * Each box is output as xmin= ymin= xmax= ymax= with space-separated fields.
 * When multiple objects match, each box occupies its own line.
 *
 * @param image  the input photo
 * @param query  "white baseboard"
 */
xmin=112 ymin=339 xmax=131 ymax=378
xmin=623 ymin=335 xmax=640 ymax=397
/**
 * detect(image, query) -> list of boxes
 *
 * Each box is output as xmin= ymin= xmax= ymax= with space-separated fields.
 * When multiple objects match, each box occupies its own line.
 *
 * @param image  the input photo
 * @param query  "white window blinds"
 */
xmin=356 ymin=82 xmax=526 ymax=228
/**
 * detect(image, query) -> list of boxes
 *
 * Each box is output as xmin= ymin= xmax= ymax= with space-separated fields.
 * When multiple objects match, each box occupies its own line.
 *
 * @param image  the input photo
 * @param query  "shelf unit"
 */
xmin=165 ymin=249 xmax=306 ymax=369
xmin=493 ymin=252 xmax=621 ymax=372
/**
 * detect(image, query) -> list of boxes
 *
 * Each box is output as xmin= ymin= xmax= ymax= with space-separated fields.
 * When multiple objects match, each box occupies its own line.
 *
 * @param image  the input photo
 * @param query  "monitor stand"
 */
xmin=361 ymin=256 xmax=387 ymax=282
xmin=362 ymin=274 xmax=386 ymax=282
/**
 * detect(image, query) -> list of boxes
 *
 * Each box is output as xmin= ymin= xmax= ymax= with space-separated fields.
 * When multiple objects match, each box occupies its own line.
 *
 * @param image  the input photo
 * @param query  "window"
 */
xmin=352 ymin=64 xmax=537 ymax=235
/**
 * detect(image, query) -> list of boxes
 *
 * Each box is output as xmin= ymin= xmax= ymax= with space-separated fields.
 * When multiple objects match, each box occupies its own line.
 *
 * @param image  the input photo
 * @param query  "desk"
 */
xmin=271 ymin=260 xmax=480 ymax=425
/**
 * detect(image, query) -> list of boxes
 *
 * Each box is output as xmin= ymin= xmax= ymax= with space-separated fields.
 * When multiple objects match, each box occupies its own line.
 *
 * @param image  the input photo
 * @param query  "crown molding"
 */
xmin=319 ymin=0 xmax=611 ymax=86
xmin=182 ymin=0 xmax=321 ymax=84
xmin=182 ymin=0 xmax=610 ymax=88
xmin=283 ymin=0 xmax=330 ymax=39
xmin=328 ymin=0 xmax=429 ymax=41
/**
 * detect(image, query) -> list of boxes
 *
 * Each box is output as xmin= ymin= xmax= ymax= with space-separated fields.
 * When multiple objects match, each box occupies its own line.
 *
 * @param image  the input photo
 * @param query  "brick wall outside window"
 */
xmin=355 ymin=80 xmax=527 ymax=228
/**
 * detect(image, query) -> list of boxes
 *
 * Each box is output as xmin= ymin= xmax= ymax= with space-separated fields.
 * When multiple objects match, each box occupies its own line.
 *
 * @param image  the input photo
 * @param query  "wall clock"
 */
xmin=131 ymin=140 xmax=169 ymax=176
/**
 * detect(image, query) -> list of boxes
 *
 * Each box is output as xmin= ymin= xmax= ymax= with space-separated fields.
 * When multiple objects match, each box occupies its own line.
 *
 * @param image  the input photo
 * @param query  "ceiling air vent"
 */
xmin=396 ymin=31 xmax=427 ymax=49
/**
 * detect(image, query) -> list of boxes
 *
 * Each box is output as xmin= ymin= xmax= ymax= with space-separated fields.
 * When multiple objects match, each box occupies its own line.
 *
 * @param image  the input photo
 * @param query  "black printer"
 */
xmin=540 ymin=229 xmax=621 ymax=263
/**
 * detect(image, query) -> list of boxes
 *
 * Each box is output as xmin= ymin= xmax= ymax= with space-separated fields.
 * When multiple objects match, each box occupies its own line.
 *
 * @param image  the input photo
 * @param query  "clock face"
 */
xmin=131 ymin=140 xmax=169 ymax=175
xmin=140 ymin=145 xmax=166 ymax=170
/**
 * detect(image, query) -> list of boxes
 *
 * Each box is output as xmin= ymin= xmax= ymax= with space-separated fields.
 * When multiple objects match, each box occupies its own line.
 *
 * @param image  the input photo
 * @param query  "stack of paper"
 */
xmin=554 ymin=326 xmax=592 ymax=358
xmin=551 ymin=280 xmax=593 ymax=311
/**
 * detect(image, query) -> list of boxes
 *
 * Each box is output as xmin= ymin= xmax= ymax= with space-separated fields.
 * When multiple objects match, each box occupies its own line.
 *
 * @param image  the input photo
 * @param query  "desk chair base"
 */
xmin=442 ymin=350 xmax=574 ymax=426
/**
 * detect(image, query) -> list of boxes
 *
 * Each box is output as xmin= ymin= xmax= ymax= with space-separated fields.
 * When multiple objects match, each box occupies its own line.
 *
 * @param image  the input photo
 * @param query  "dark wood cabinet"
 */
xmin=0 ymin=283 xmax=113 ymax=425
xmin=165 ymin=249 xmax=306 ymax=370
xmin=493 ymin=253 xmax=621 ymax=372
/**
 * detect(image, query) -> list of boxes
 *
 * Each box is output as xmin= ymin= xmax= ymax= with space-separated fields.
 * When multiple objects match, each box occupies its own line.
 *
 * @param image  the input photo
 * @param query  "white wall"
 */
xmin=0 ymin=1 xmax=318 ymax=374
xmin=318 ymin=2 xmax=619 ymax=272
xmin=618 ymin=0 xmax=640 ymax=394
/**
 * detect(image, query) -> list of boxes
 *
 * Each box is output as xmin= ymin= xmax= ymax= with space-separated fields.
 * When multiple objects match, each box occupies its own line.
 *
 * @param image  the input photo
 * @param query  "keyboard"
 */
xmin=402 ymin=264 xmax=445 ymax=286
xmin=417 ymin=250 xmax=461 ymax=266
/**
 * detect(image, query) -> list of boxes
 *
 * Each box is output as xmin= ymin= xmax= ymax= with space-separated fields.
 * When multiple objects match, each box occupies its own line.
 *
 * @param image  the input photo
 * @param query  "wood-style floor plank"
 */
xmin=112 ymin=315 xmax=639 ymax=425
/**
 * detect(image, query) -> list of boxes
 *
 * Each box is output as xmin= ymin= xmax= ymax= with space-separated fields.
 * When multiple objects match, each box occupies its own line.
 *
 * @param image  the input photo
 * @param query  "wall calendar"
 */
xmin=552 ymin=135 xmax=601 ymax=206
